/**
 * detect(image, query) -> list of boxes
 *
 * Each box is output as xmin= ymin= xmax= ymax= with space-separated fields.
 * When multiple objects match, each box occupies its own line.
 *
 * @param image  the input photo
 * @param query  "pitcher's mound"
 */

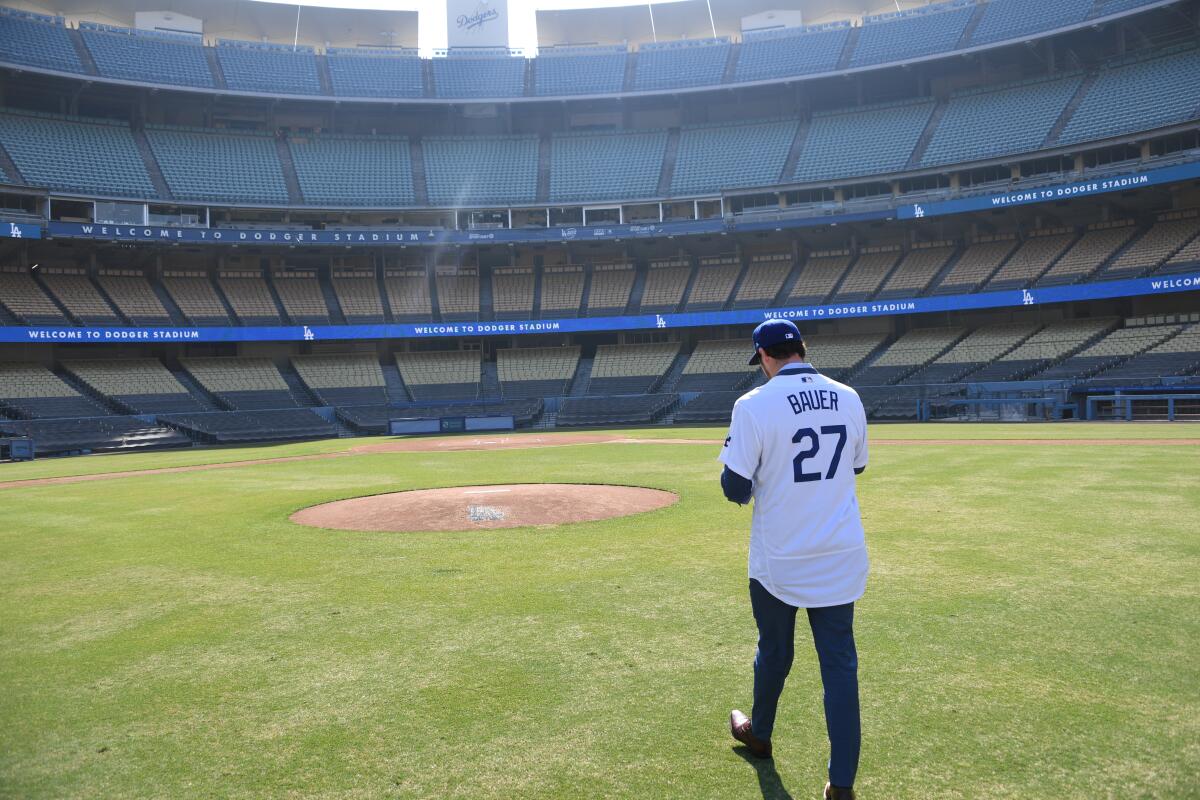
xmin=290 ymin=483 xmax=678 ymax=532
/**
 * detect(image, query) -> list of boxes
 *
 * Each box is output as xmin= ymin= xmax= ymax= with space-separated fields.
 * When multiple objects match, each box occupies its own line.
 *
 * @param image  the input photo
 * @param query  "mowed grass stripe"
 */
xmin=1 ymin=436 xmax=1197 ymax=798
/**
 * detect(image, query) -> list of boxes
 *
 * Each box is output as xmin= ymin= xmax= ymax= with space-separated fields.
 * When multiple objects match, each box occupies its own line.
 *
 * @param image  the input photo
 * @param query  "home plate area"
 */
xmin=289 ymin=483 xmax=679 ymax=532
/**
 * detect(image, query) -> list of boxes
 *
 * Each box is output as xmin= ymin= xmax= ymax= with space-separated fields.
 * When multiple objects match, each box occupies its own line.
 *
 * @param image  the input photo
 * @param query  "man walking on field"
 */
xmin=719 ymin=318 xmax=869 ymax=800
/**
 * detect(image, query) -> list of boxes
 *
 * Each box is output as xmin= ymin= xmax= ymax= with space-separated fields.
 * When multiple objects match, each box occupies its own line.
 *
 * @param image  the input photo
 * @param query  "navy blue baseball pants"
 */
xmin=748 ymin=578 xmax=861 ymax=789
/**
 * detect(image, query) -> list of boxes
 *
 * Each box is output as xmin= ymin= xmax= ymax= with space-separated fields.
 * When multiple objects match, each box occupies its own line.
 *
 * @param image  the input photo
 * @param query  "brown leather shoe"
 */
xmin=824 ymin=781 xmax=855 ymax=799
xmin=729 ymin=709 xmax=772 ymax=759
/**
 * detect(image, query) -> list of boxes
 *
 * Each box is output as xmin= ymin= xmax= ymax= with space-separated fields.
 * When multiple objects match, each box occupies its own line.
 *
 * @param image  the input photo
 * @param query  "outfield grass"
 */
xmin=1 ymin=427 xmax=1197 ymax=799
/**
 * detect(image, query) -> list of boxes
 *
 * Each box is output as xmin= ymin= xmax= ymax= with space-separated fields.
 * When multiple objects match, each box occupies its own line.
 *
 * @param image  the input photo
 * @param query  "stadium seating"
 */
xmin=40 ymin=270 xmax=120 ymax=326
xmin=850 ymin=3 xmax=974 ymax=68
xmin=81 ymin=24 xmax=212 ymax=88
xmin=394 ymin=350 xmax=480 ymax=401
xmin=289 ymin=134 xmax=415 ymax=206
xmin=497 ymin=345 xmax=580 ymax=397
xmin=1058 ymin=47 xmax=1200 ymax=147
xmin=161 ymin=272 xmax=231 ymax=326
xmin=984 ymin=229 xmax=1076 ymax=290
xmin=971 ymin=0 xmax=1092 ymax=46
xmin=851 ymin=327 xmax=966 ymax=388
xmin=550 ymin=130 xmax=667 ymax=203
xmin=146 ymin=126 xmax=289 ymax=205
xmin=1098 ymin=212 xmax=1200 ymax=280
xmin=385 ymin=270 xmax=433 ymax=321
xmin=423 ymin=135 xmax=538 ymax=206
xmin=96 ymin=271 xmax=172 ymax=325
xmin=733 ymin=253 xmax=791 ymax=308
xmin=332 ymin=270 xmax=385 ymax=323
xmin=686 ymin=255 xmax=740 ymax=310
xmin=587 ymin=342 xmax=679 ymax=395
xmin=676 ymin=340 xmax=756 ymax=392
xmin=63 ymin=358 xmax=205 ymax=413
xmin=1036 ymin=222 xmax=1136 ymax=286
xmin=674 ymin=390 xmax=743 ymax=423
xmin=1091 ymin=322 xmax=1200 ymax=381
xmin=0 ymin=415 xmax=189 ymax=455
xmin=901 ymin=324 xmax=1039 ymax=385
xmin=734 ymin=24 xmax=849 ymax=82
xmin=794 ymin=101 xmax=934 ymax=182
xmin=633 ymin=38 xmax=729 ymax=92
xmin=435 ymin=269 xmax=480 ymax=320
xmin=0 ymin=111 xmax=155 ymax=199
xmin=292 ymin=354 xmax=388 ymax=406
xmin=833 ymin=247 xmax=901 ymax=302
xmin=181 ymin=357 xmax=298 ymax=409
xmin=432 ymin=53 xmax=525 ymax=98
xmin=326 ymin=48 xmax=423 ymax=98
xmin=216 ymin=40 xmax=321 ymax=95
xmin=540 ymin=266 xmax=585 ymax=317
xmin=672 ymin=119 xmax=797 ymax=196
xmin=805 ymin=333 xmax=889 ymax=381
xmin=557 ymin=394 xmax=677 ymax=426
xmin=921 ymin=75 xmax=1082 ymax=167
xmin=931 ymin=237 xmax=1017 ymax=294
xmin=535 ymin=45 xmax=626 ymax=96
xmin=0 ymin=266 xmax=69 ymax=325
xmin=586 ymin=264 xmax=635 ymax=315
xmin=1161 ymin=226 xmax=1200 ymax=274
xmin=272 ymin=270 xmax=330 ymax=325
xmin=160 ymin=408 xmax=334 ymax=443
xmin=217 ymin=271 xmax=284 ymax=325
xmin=788 ymin=251 xmax=852 ymax=305
xmin=1031 ymin=323 xmax=1183 ymax=381
xmin=962 ymin=318 xmax=1117 ymax=381
xmin=876 ymin=244 xmax=956 ymax=299
xmin=492 ymin=268 xmax=534 ymax=319
xmin=0 ymin=362 xmax=110 ymax=418
xmin=338 ymin=398 xmax=542 ymax=434
xmin=0 ymin=7 xmax=82 ymax=73
xmin=640 ymin=259 xmax=692 ymax=312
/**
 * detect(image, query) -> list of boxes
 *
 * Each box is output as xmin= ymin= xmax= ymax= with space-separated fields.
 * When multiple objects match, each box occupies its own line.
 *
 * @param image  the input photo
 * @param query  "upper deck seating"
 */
xmin=850 ymin=3 xmax=974 ymax=68
xmin=181 ymin=357 xmax=298 ymax=409
xmin=423 ymin=135 xmax=538 ymax=206
xmin=535 ymin=46 xmax=626 ymax=96
xmin=492 ymin=268 xmax=534 ymax=319
xmin=271 ymin=270 xmax=330 ymax=325
xmin=0 ymin=266 xmax=69 ymax=325
xmin=147 ymin=126 xmax=288 ymax=205
xmin=734 ymin=24 xmax=849 ymax=82
xmin=633 ymin=38 xmax=729 ymax=92
xmin=0 ymin=362 xmax=110 ymax=418
xmin=550 ymin=130 xmax=667 ymax=203
xmin=1098 ymin=212 xmax=1200 ymax=280
xmin=161 ymin=271 xmax=230 ymax=326
xmin=557 ymin=394 xmax=677 ymax=427
xmin=326 ymin=48 xmax=423 ymax=98
xmin=962 ymin=318 xmax=1117 ymax=381
xmin=216 ymin=40 xmax=321 ymax=95
xmin=385 ymin=270 xmax=432 ymax=321
xmin=290 ymin=134 xmax=414 ymax=206
xmin=586 ymin=264 xmax=635 ymax=315
xmin=587 ymin=342 xmax=679 ymax=395
xmin=794 ymin=100 xmax=934 ymax=183
xmin=788 ymin=252 xmax=852 ymax=305
xmin=687 ymin=256 xmax=740 ymax=310
xmin=971 ymin=0 xmax=1092 ymax=45
xmin=931 ymin=237 xmax=1017 ymax=294
xmin=63 ymin=358 xmax=205 ymax=413
xmin=81 ymin=24 xmax=212 ymax=88
xmin=806 ymin=333 xmax=889 ymax=381
xmin=0 ymin=8 xmax=82 ymax=73
xmin=160 ymin=408 xmax=333 ymax=443
xmin=900 ymin=324 xmax=1038 ymax=385
xmin=331 ymin=270 xmax=385 ymax=323
xmin=733 ymin=253 xmax=791 ymax=308
xmin=640 ymin=259 xmax=692 ymax=313
xmin=96 ymin=271 xmax=171 ymax=325
xmin=435 ymin=269 xmax=480 ymax=320
xmin=677 ymin=340 xmax=756 ymax=392
xmin=833 ymin=247 xmax=902 ymax=302
xmin=984 ymin=229 xmax=1076 ymax=290
xmin=497 ymin=346 xmax=580 ymax=398
xmin=432 ymin=52 xmax=525 ymax=98
xmin=217 ymin=271 xmax=283 ymax=325
xmin=876 ymin=244 xmax=956 ymax=299
xmin=672 ymin=119 xmax=797 ymax=196
xmin=1036 ymin=222 xmax=1136 ymax=286
xmin=292 ymin=354 xmax=388 ymax=406
xmin=40 ymin=270 xmax=120 ymax=326
xmin=540 ymin=266 xmax=585 ymax=317
xmin=394 ymin=350 xmax=480 ymax=401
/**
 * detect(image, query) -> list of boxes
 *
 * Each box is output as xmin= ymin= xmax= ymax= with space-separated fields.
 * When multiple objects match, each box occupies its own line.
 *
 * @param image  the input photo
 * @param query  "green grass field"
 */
xmin=2 ymin=424 xmax=1197 ymax=799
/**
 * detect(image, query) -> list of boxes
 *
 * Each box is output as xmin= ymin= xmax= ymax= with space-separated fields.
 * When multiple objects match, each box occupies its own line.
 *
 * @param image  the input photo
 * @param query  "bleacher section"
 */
xmin=540 ymin=266 xmax=585 ymax=317
xmin=332 ymin=270 xmax=385 ymax=323
xmin=962 ymin=318 xmax=1117 ymax=381
xmin=289 ymin=135 xmax=415 ymax=206
xmin=788 ymin=251 xmax=851 ymax=305
xmin=633 ymin=39 xmax=730 ymax=92
xmin=216 ymin=40 xmax=321 ymax=95
xmin=1036 ymin=221 xmax=1136 ymax=285
xmin=734 ymin=24 xmax=849 ymax=82
xmin=1031 ymin=323 xmax=1182 ymax=381
xmin=586 ymin=264 xmax=635 ymax=315
xmin=1091 ymin=322 xmax=1200 ymax=381
xmin=794 ymin=101 xmax=935 ymax=182
xmin=0 ymin=362 xmax=109 ymax=418
xmin=805 ymin=333 xmax=889 ymax=381
xmin=81 ymin=24 xmax=212 ymax=88
xmin=587 ymin=342 xmax=679 ymax=395
xmin=497 ymin=346 xmax=580 ymax=398
xmin=95 ymin=271 xmax=171 ymax=325
xmin=672 ymin=120 xmax=798 ymax=196
xmin=423 ymin=135 xmax=538 ymax=206
xmin=217 ymin=271 xmax=283 ymax=325
xmin=932 ymin=237 xmax=1017 ymax=294
xmin=677 ymin=340 xmax=756 ymax=392
xmin=550 ymin=130 xmax=668 ymax=203
xmin=432 ymin=53 xmax=525 ymax=98
xmin=435 ymin=268 xmax=480 ymax=320
xmin=557 ymin=394 xmax=677 ymax=427
xmin=687 ymin=255 xmax=740 ymax=310
xmin=326 ymin=48 xmax=423 ymax=98
xmin=535 ymin=46 xmax=626 ymax=96
xmin=850 ymin=3 xmax=974 ymax=68
xmin=876 ymin=244 xmax=956 ymax=299
xmin=292 ymin=354 xmax=387 ymax=406
xmin=40 ymin=270 xmax=120 ymax=326
xmin=181 ymin=357 xmax=298 ymax=409
xmin=640 ymin=259 xmax=692 ymax=312
xmin=0 ymin=111 xmax=155 ymax=198
xmin=984 ymin=229 xmax=1076 ymax=290
xmin=833 ymin=246 xmax=901 ymax=302
xmin=160 ymin=409 xmax=334 ymax=443
xmin=734 ymin=253 xmax=791 ymax=308
xmin=63 ymin=358 xmax=204 ymax=413
xmin=385 ymin=270 xmax=432 ymax=321
xmin=1099 ymin=212 xmax=1200 ymax=280
xmin=394 ymin=350 xmax=480 ymax=401
xmin=492 ymin=268 xmax=534 ymax=319
xmin=0 ymin=7 xmax=82 ymax=73
xmin=147 ymin=126 xmax=289 ymax=205
xmin=162 ymin=271 xmax=231 ymax=326
xmin=971 ymin=0 xmax=1092 ymax=44
xmin=0 ymin=266 xmax=69 ymax=325
xmin=272 ymin=270 xmax=330 ymax=325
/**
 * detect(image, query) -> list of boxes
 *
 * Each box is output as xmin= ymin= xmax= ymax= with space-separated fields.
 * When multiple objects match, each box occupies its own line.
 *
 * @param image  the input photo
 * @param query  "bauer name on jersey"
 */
xmin=719 ymin=365 xmax=869 ymax=608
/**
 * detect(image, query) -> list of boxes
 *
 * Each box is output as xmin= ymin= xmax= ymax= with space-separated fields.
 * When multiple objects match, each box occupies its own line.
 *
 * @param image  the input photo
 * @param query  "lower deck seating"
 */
xmin=1089 ymin=322 xmax=1200 ymax=381
xmin=498 ymin=346 xmax=579 ymax=398
xmin=587 ymin=342 xmax=679 ymax=395
xmin=292 ymin=354 xmax=388 ymax=407
xmin=850 ymin=328 xmax=966 ymax=387
xmin=395 ymin=350 xmax=480 ymax=401
xmin=160 ymin=409 xmax=334 ymax=443
xmin=0 ymin=362 xmax=110 ymax=418
xmin=676 ymin=339 xmax=756 ymax=392
xmin=0 ymin=415 xmax=189 ymax=455
xmin=961 ymin=318 xmax=1117 ymax=382
xmin=674 ymin=391 xmax=742 ymax=423
xmin=64 ymin=358 xmax=206 ymax=414
xmin=1029 ymin=324 xmax=1183 ymax=381
xmin=557 ymin=394 xmax=677 ymax=427
xmin=337 ymin=399 xmax=542 ymax=434
xmin=181 ymin=357 xmax=298 ymax=409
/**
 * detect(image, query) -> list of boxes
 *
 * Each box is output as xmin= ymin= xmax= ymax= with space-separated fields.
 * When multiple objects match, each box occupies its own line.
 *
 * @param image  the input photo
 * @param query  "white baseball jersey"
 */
xmin=719 ymin=363 xmax=869 ymax=608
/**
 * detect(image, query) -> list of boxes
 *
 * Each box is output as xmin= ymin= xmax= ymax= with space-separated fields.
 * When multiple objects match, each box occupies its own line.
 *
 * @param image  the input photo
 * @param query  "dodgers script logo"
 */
xmin=458 ymin=1 xmax=499 ymax=30
xmin=1022 ymin=289 xmax=1035 ymax=306
xmin=8 ymin=223 xmax=21 ymax=238
xmin=303 ymin=326 xmax=315 ymax=341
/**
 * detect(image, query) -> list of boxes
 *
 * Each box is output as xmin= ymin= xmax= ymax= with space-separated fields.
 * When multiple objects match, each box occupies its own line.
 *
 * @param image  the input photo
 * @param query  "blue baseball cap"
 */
xmin=749 ymin=318 xmax=804 ymax=365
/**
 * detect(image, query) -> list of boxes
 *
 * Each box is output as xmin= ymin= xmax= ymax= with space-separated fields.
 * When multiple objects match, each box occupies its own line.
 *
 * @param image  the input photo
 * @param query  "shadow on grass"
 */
xmin=734 ymin=746 xmax=794 ymax=800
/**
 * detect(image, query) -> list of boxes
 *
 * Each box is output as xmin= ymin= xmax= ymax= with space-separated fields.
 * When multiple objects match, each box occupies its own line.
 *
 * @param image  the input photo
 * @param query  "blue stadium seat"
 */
xmin=971 ymin=0 xmax=1092 ymax=45
xmin=550 ymin=130 xmax=667 ymax=203
xmin=423 ymin=135 xmax=537 ymax=206
xmin=432 ymin=52 xmax=525 ymax=98
xmin=146 ymin=126 xmax=289 ymax=204
xmin=216 ymin=39 xmax=322 ymax=95
xmin=326 ymin=48 xmax=423 ymax=98
xmin=1090 ymin=0 xmax=1165 ymax=16
xmin=0 ymin=7 xmax=83 ymax=73
xmin=734 ymin=23 xmax=849 ymax=82
xmin=289 ymin=134 xmax=415 ymax=206
xmin=1058 ymin=47 xmax=1200 ymax=146
xmin=921 ymin=75 xmax=1081 ymax=167
xmin=0 ymin=111 xmax=155 ymax=198
xmin=80 ymin=24 xmax=213 ymax=88
xmin=633 ymin=38 xmax=730 ymax=92
xmin=850 ymin=3 xmax=974 ymax=68
xmin=671 ymin=119 xmax=797 ymax=196
xmin=535 ymin=45 xmax=626 ymax=96
xmin=793 ymin=101 xmax=935 ymax=183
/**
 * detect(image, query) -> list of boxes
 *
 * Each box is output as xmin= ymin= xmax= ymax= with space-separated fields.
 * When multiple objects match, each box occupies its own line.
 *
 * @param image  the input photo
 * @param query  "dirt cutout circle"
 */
xmin=290 ymin=483 xmax=678 ymax=532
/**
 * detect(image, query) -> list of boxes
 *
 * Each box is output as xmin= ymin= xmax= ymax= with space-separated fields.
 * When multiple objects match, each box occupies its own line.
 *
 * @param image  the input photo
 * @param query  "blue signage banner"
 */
xmin=3 ymin=272 xmax=1196 ymax=344
xmin=0 ymin=221 xmax=41 ymax=240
